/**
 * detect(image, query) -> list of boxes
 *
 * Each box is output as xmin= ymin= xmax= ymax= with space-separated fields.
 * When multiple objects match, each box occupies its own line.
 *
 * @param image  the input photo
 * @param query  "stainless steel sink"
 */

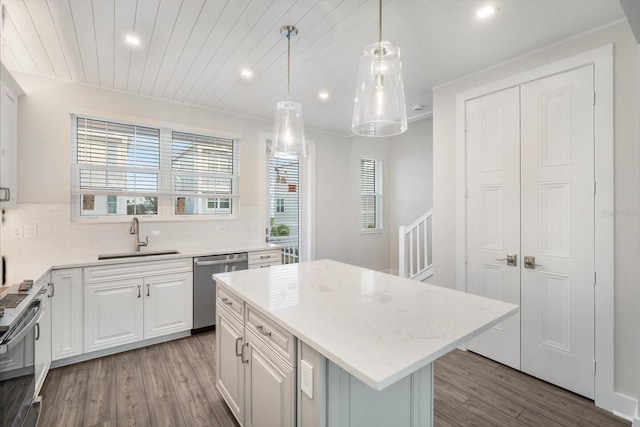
xmin=98 ymin=250 xmax=180 ymax=260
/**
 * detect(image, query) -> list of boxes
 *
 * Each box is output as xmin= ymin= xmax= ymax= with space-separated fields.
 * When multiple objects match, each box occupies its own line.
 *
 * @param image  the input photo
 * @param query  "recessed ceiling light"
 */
xmin=125 ymin=34 xmax=140 ymax=46
xmin=476 ymin=5 xmax=497 ymax=19
xmin=318 ymin=91 xmax=330 ymax=101
xmin=240 ymin=69 xmax=253 ymax=79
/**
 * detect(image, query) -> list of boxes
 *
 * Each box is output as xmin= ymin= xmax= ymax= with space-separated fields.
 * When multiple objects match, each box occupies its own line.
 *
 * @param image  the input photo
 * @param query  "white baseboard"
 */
xmin=601 ymin=391 xmax=637 ymax=422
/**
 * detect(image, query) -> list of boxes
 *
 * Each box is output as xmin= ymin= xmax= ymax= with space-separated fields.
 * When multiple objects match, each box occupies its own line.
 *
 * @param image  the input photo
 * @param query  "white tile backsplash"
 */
xmin=1 ymin=203 xmax=262 ymax=284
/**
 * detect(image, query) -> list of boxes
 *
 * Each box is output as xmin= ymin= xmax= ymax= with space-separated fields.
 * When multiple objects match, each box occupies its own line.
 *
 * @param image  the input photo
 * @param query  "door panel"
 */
xmin=465 ymin=87 xmax=521 ymax=369
xmin=520 ymin=65 xmax=595 ymax=398
xmin=216 ymin=307 xmax=244 ymax=425
xmin=144 ymin=273 xmax=192 ymax=339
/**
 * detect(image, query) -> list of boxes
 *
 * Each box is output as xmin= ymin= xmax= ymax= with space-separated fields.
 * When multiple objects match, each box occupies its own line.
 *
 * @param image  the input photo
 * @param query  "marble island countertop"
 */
xmin=213 ymin=259 xmax=519 ymax=391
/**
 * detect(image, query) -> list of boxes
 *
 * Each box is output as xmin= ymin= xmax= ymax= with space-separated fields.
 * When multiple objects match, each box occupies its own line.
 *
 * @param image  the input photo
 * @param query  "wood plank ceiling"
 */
xmin=0 ymin=0 xmax=625 ymax=135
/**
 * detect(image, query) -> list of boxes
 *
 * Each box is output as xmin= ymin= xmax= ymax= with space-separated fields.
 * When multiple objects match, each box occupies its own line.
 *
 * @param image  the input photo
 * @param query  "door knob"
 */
xmin=496 ymin=253 xmax=517 ymax=266
xmin=524 ymin=256 xmax=543 ymax=269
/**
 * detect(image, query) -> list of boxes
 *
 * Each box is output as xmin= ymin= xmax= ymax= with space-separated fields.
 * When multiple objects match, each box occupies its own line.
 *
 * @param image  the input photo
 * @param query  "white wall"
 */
xmin=387 ymin=118 xmax=434 ymax=273
xmin=314 ymin=134 xmax=391 ymax=271
xmin=2 ymin=72 xmax=401 ymax=282
xmin=432 ymin=22 xmax=639 ymax=398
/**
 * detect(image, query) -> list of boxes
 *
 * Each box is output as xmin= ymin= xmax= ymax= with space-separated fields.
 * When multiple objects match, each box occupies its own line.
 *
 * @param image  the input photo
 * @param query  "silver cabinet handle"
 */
xmin=221 ymin=297 xmax=233 ymax=306
xmin=146 ymin=283 xmax=150 ymax=296
xmin=255 ymin=324 xmax=272 ymax=337
xmin=48 ymin=282 xmax=55 ymax=298
xmin=259 ymin=255 xmax=271 ymax=259
xmin=235 ymin=337 xmax=243 ymax=357
xmin=241 ymin=343 xmax=249 ymax=364
xmin=137 ymin=285 xmax=141 ymax=298
xmin=35 ymin=322 xmax=40 ymax=341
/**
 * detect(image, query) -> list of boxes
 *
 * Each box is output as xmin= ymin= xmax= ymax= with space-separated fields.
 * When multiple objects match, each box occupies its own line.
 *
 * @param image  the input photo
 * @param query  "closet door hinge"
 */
xmin=593 ymin=92 xmax=596 ymax=106
xmin=593 ymin=181 xmax=596 ymax=195
xmin=594 ymin=271 xmax=597 ymax=286
xmin=593 ymin=360 xmax=597 ymax=375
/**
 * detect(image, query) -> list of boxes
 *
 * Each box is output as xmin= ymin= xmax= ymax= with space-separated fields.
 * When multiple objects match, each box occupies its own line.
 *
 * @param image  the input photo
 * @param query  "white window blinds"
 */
xmin=361 ymin=158 xmax=383 ymax=231
xmin=73 ymin=117 xmax=160 ymax=195
xmin=171 ymin=131 xmax=239 ymax=198
xmin=71 ymin=114 xmax=241 ymax=220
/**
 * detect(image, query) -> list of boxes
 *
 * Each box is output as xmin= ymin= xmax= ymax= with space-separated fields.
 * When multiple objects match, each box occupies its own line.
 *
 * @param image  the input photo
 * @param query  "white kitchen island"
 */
xmin=213 ymin=259 xmax=518 ymax=427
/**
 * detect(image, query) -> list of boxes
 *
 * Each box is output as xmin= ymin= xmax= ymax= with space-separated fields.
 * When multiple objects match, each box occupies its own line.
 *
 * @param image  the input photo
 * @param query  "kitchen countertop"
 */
xmin=213 ymin=259 xmax=519 ymax=391
xmin=5 ymin=242 xmax=280 ymax=293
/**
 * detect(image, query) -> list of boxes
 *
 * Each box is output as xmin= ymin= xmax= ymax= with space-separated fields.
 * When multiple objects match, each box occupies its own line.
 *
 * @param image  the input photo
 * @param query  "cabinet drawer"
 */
xmin=249 ymin=261 xmax=281 ymax=270
xmin=246 ymin=305 xmax=296 ymax=366
xmin=248 ymin=250 xmax=281 ymax=264
xmin=85 ymin=258 xmax=191 ymax=284
xmin=217 ymin=285 xmax=244 ymax=320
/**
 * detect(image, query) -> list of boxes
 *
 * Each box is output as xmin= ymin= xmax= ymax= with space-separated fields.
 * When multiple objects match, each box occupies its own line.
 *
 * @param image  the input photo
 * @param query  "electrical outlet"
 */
xmin=24 ymin=225 xmax=37 ymax=239
xmin=301 ymin=360 xmax=313 ymax=398
xmin=217 ymin=225 xmax=228 ymax=232
xmin=11 ymin=226 xmax=22 ymax=239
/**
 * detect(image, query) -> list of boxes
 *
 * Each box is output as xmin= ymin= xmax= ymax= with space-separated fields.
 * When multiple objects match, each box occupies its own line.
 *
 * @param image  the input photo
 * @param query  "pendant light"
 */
xmin=272 ymin=26 xmax=306 ymax=158
xmin=352 ymin=0 xmax=407 ymax=137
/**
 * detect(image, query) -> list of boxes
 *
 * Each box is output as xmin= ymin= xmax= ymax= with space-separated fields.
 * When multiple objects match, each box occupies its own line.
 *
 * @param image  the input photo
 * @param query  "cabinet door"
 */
xmin=245 ymin=332 xmax=295 ymax=427
xmin=51 ymin=269 xmax=83 ymax=360
xmin=84 ymin=278 xmax=144 ymax=352
xmin=35 ymin=289 xmax=52 ymax=396
xmin=216 ymin=306 xmax=245 ymax=426
xmin=143 ymin=272 xmax=192 ymax=339
xmin=0 ymin=82 xmax=17 ymax=208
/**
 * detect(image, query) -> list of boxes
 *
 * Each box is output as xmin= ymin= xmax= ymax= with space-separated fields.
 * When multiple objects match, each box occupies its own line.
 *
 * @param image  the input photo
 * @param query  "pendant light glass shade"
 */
xmin=272 ymin=26 xmax=306 ymax=158
xmin=352 ymin=41 xmax=407 ymax=137
xmin=272 ymin=100 xmax=306 ymax=158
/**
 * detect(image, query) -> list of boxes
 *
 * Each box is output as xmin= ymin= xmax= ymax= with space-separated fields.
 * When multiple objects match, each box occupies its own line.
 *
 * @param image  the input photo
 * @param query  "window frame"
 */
xmin=70 ymin=113 xmax=241 ymax=223
xmin=360 ymin=157 xmax=384 ymax=233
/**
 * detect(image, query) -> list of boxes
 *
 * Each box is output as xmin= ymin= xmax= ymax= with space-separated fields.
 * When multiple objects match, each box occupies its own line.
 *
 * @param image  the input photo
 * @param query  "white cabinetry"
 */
xmin=216 ymin=304 xmax=245 ymax=425
xmin=83 ymin=259 xmax=192 ymax=353
xmin=248 ymin=249 xmax=282 ymax=269
xmin=50 ymin=268 xmax=83 ymax=361
xmin=215 ymin=285 xmax=296 ymax=427
xmin=245 ymin=330 xmax=296 ymax=427
xmin=84 ymin=278 xmax=144 ymax=352
xmin=144 ymin=273 xmax=192 ymax=339
xmin=0 ymin=80 xmax=18 ymax=207
xmin=35 ymin=274 xmax=52 ymax=396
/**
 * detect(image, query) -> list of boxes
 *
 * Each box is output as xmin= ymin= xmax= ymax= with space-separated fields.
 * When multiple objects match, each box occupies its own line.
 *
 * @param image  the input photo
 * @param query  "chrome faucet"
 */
xmin=129 ymin=217 xmax=148 ymax=252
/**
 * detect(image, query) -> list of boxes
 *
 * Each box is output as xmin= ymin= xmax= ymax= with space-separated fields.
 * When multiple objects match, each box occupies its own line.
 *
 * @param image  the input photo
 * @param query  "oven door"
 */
xmin=0 ymin=300 xmax=39 ymax=427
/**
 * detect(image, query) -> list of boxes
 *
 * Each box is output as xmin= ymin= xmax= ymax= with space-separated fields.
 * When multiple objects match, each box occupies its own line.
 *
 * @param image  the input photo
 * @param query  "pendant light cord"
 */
xmin=379 ymin=0 xmax=382 ymax=46
xmin=287 ymin=30 xmax=291 ymax=100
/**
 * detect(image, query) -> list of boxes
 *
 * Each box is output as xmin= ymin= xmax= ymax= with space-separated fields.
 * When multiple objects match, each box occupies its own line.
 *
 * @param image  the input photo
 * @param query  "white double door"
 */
xmin=465 ymin=65 xmax=595 ymax=399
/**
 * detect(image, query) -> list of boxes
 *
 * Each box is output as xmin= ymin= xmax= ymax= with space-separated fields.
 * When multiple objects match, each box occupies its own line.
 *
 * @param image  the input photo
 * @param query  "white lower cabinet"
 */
xmin=144 ymin=273 xmax=193 ymax=339
xmin=85 ymin=272 xmax=192 ymax=352
xmin=34 ymin=277 xmax=52 ymax=396
xmin=245 ymin=331 xmax=295 ymax=427
xmin=215 ymin=286 xmax=296 ymax=427
xmin=84 ymin=278 xmax=144 ymax=352
xmin=51 ymin=268 xmax=83 ymax=361
xmin=216 ymin=304 xmax=245 ymax=425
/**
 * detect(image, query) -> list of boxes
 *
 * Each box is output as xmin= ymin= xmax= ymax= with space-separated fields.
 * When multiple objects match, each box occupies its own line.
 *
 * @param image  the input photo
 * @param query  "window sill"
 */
xmin=361 ymin=229 xmax=384 ymax=235
xmin=71 ymin=213 xmax=238 ymax=224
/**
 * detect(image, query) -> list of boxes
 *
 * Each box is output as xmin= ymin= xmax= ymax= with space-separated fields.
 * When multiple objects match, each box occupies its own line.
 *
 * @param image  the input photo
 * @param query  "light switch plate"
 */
xmin=25 ymin=225 xmax=37 ymax=239
xmin=301 ymin=360 xmax=313 ymax=398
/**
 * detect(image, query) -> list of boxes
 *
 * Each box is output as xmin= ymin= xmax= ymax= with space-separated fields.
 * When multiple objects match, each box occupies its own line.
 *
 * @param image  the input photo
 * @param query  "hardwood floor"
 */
xmin=39 ymin=332 xmax=630 ymax=427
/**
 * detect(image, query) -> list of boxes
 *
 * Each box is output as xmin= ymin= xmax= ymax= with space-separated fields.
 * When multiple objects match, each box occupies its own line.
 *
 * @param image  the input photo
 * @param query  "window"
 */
xmin=361 ymin=158 xmax=383 ymax=231
xmin=107 ymin=195 xmax=117 ymax=214
xmin=172 ymin=131 xmax=238 ymax=216
xmin=71 ymin=115 xmax=240 ymax=221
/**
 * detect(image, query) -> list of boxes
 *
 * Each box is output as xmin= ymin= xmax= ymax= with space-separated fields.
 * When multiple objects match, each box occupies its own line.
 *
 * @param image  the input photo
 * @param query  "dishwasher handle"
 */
xmin=195 ymin=256 xmax=248 ymax=267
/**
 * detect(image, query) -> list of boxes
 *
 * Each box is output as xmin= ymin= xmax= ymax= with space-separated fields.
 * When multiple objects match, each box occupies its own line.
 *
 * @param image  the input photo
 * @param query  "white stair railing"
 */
xmin=399 ymin=209 xmax=433 ymax=281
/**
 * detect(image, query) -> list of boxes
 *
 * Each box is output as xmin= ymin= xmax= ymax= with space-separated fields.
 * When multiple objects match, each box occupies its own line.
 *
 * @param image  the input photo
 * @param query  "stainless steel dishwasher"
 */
xmin=193 ymin=253 xmax=248 ymax=333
